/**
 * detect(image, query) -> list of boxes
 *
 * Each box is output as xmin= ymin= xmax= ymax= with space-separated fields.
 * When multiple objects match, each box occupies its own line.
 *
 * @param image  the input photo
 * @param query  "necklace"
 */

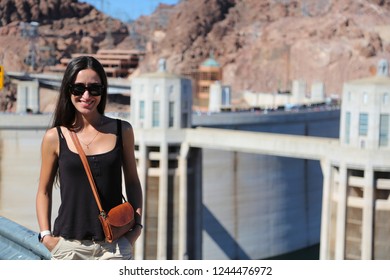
xmin=78 ymin=130 xmax=100 ymax=149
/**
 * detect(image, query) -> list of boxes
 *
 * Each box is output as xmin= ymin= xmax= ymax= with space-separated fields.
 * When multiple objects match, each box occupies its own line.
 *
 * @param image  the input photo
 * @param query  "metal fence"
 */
xmin=0 ymin=216 xmax=50 ymax=260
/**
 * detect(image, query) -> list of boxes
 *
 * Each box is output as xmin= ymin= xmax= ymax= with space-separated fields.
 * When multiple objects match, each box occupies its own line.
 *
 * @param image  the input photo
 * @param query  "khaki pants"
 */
xmin=50 ymin=236 xmax=133 ymax=260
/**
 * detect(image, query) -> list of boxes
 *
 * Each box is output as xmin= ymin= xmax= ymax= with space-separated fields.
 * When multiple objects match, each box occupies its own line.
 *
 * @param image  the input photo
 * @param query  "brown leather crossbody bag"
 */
xmin=69 ymin=130 xmax=135 ymax=243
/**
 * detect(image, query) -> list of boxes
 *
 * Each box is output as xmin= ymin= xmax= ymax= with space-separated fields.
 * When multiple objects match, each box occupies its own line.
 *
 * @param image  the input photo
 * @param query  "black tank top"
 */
xmin=53 ymin=119 xmax=123 ymax=240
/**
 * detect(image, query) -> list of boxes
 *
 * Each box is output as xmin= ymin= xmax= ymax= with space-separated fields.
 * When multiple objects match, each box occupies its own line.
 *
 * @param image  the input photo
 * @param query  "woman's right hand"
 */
xmin=125 ymin=225 xmax=142 ymax=246
xmin=42 ymin=235 xmax=60 ymax=251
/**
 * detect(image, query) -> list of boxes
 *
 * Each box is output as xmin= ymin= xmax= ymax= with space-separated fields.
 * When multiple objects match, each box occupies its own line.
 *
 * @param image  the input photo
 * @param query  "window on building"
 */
xmin=169 ymin=101 xmax=174 ymax=127
xmin=200 ymin=72 xmax=208 ymax=80
xmin=139 ymin=100 xmax=145 ymax=120
xmin=152 ymin=101 xmax=160 ymax=127
xmin=363 ymin=92 xmax=368 ymax=104
xmin=383 ymin=93 xmax=389 ymax=104
xmin=345 ymin=112 xmax=351 ymax=144
xmin=359 ymin=113 xmax=368 ymax=136
xmin=168 ymin=85 xmax=174 ymax=95
xmin=222 ymin=86 xmax=231 ymax=106
xmin=154 ymin=85 xmax=160 ymax=95
xmin=181 ymin=113 xmax=188 ymax=128
xmin=183 ymin=97 xmax=188 ymax=110
xmin=201 ymin=86 xmax=209 ymax=93
xmin=210 ymin=72 xmax=220 ymax=81
xmin=379 ymin=114 xmax=389 ymax=147
xmin=183 ymin=84 xmax=190 ymax=109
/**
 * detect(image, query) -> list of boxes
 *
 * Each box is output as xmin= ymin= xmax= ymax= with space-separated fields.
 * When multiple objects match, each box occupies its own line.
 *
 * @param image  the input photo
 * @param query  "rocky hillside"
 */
xmin=0 ymin=0 xmax=128 ymax=71
xmin=147 ymin=0 xmax=390 ymax=97
xmin=1 ymin=0 xmax=390 ymax=99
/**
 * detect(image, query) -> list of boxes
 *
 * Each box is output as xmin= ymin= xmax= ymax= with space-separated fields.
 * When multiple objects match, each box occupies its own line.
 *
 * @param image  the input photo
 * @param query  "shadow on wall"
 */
xmin=203 ymin=205 xmax=250 ymax=259
xmin=203 ymin=205 xmax=320 ymax=260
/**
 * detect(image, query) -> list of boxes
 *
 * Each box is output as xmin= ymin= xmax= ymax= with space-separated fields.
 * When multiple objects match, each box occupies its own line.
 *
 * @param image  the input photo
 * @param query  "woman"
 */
xmin=36 ymin=56 xmax=143 ymax=260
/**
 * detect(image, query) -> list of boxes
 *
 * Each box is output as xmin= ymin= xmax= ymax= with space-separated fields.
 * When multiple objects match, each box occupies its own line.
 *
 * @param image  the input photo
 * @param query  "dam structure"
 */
xmin=1 ymin=61 xmax=389 ymax=260
xmin=129 ymin=62 xmax=340 ymax=260
xmin=320 ymin=60 xmax=390 ymax=260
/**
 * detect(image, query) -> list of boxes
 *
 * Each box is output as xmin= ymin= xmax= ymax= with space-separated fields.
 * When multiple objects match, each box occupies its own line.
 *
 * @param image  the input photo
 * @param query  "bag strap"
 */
xmin=69 ymin=130 xmax=106 ymax=216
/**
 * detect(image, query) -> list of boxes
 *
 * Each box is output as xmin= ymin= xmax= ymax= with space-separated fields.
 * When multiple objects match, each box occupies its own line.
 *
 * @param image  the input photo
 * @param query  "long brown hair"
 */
xmin=51 ymin=56 xmax=108 ymax=128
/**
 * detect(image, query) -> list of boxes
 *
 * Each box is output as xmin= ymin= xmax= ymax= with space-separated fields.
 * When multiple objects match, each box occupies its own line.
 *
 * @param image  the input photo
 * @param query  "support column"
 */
xmin=157 ymin=142 xmax=168 ymax=259
xmin=319 ymin=159 xmax=331 ymax=260
xmin=16 ymin=80 xmax=39 ymax=113
xmin=178 ymin=143 xmax=189 ymax=259
xmin=362 ymin=166 xmax=374 ymax=259
xmin=335 ymin=163 xmax=347 ymax=259
xmin=134 ymin=142 xmax=147 ymax=260
xmin=27 ymin=80 xmax=39 ymax=113
xmin=16 ymin=82 xmax=28 ymax=113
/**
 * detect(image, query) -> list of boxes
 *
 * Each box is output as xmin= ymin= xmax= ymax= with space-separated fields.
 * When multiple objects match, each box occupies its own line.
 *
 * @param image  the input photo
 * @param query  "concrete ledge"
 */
xmin=0 ymin=114 xmax=52 ymax=130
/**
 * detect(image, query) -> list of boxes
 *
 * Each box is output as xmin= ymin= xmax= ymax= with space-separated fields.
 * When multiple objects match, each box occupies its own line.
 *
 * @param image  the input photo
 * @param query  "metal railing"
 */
xmin=0 ymin=216 xmax=50 ymax=260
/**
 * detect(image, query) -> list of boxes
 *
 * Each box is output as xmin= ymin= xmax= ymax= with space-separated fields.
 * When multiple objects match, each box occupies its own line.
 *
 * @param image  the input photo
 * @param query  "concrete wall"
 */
xmin=0 ymin=128 xmax=62 ymax=232
xmin=198 ymin=109 xmax=340 ymax=259
xmin=202 ymin=150 xmax=321 ymax=259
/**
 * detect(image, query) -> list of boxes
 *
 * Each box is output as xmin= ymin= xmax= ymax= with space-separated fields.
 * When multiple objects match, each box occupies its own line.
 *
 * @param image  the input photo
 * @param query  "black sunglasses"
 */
xmin=70 ymin=83 xmax=105 ymax=96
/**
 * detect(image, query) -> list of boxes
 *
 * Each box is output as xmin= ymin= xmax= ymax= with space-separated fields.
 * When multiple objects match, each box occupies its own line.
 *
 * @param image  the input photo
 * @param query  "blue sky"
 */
xmin=82 ymin=0 xmax=180 ymax=22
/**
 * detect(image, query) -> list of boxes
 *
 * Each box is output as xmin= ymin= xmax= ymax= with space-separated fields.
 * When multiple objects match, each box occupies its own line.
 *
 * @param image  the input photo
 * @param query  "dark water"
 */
xmin=265 ymin=244 xmax=320 ymax=260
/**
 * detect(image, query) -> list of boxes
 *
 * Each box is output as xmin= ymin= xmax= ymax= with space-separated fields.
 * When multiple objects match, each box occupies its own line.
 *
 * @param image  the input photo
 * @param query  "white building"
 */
xmin=130 ymin=60 xmax=194 ymax=259
xmin=208 ymin=81 xmax=231 ymax=112
xmin=131 ymin=59 xmax=192 ymax=129
xmin=320 ymin=60 xmax=390 ymax=259
xmin=243 ymin=80 xmax=326 ymax=109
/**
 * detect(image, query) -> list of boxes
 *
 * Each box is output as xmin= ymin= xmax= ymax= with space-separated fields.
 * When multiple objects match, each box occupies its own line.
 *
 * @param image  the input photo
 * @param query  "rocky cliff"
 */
xmin=1 ymin=0 xmax=390 ymax=99
xmin=146 ymin=0 xmax=390 ymax=97
xmin=0 ymin=0 xmax=128 ymax=71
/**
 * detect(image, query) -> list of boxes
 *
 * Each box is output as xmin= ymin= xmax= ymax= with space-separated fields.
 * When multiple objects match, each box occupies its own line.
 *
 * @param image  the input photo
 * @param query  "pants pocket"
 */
xmin=50 ymin=237 xmax=65 ymax=259
xmin=50 ymin=237 xmax=63 ymax=254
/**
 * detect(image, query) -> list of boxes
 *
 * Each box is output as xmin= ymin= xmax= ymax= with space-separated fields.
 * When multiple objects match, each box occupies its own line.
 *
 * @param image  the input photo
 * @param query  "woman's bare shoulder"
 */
xmin=42 ymin=127 xmax=59 ymax=149
xmin=43 ymin=127 xmax=58 ymax=140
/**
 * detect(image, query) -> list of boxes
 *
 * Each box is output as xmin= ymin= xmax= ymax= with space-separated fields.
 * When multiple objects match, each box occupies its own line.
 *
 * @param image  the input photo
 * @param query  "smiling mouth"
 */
xmin=80 ymin=100 xmax=94 ymax=107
